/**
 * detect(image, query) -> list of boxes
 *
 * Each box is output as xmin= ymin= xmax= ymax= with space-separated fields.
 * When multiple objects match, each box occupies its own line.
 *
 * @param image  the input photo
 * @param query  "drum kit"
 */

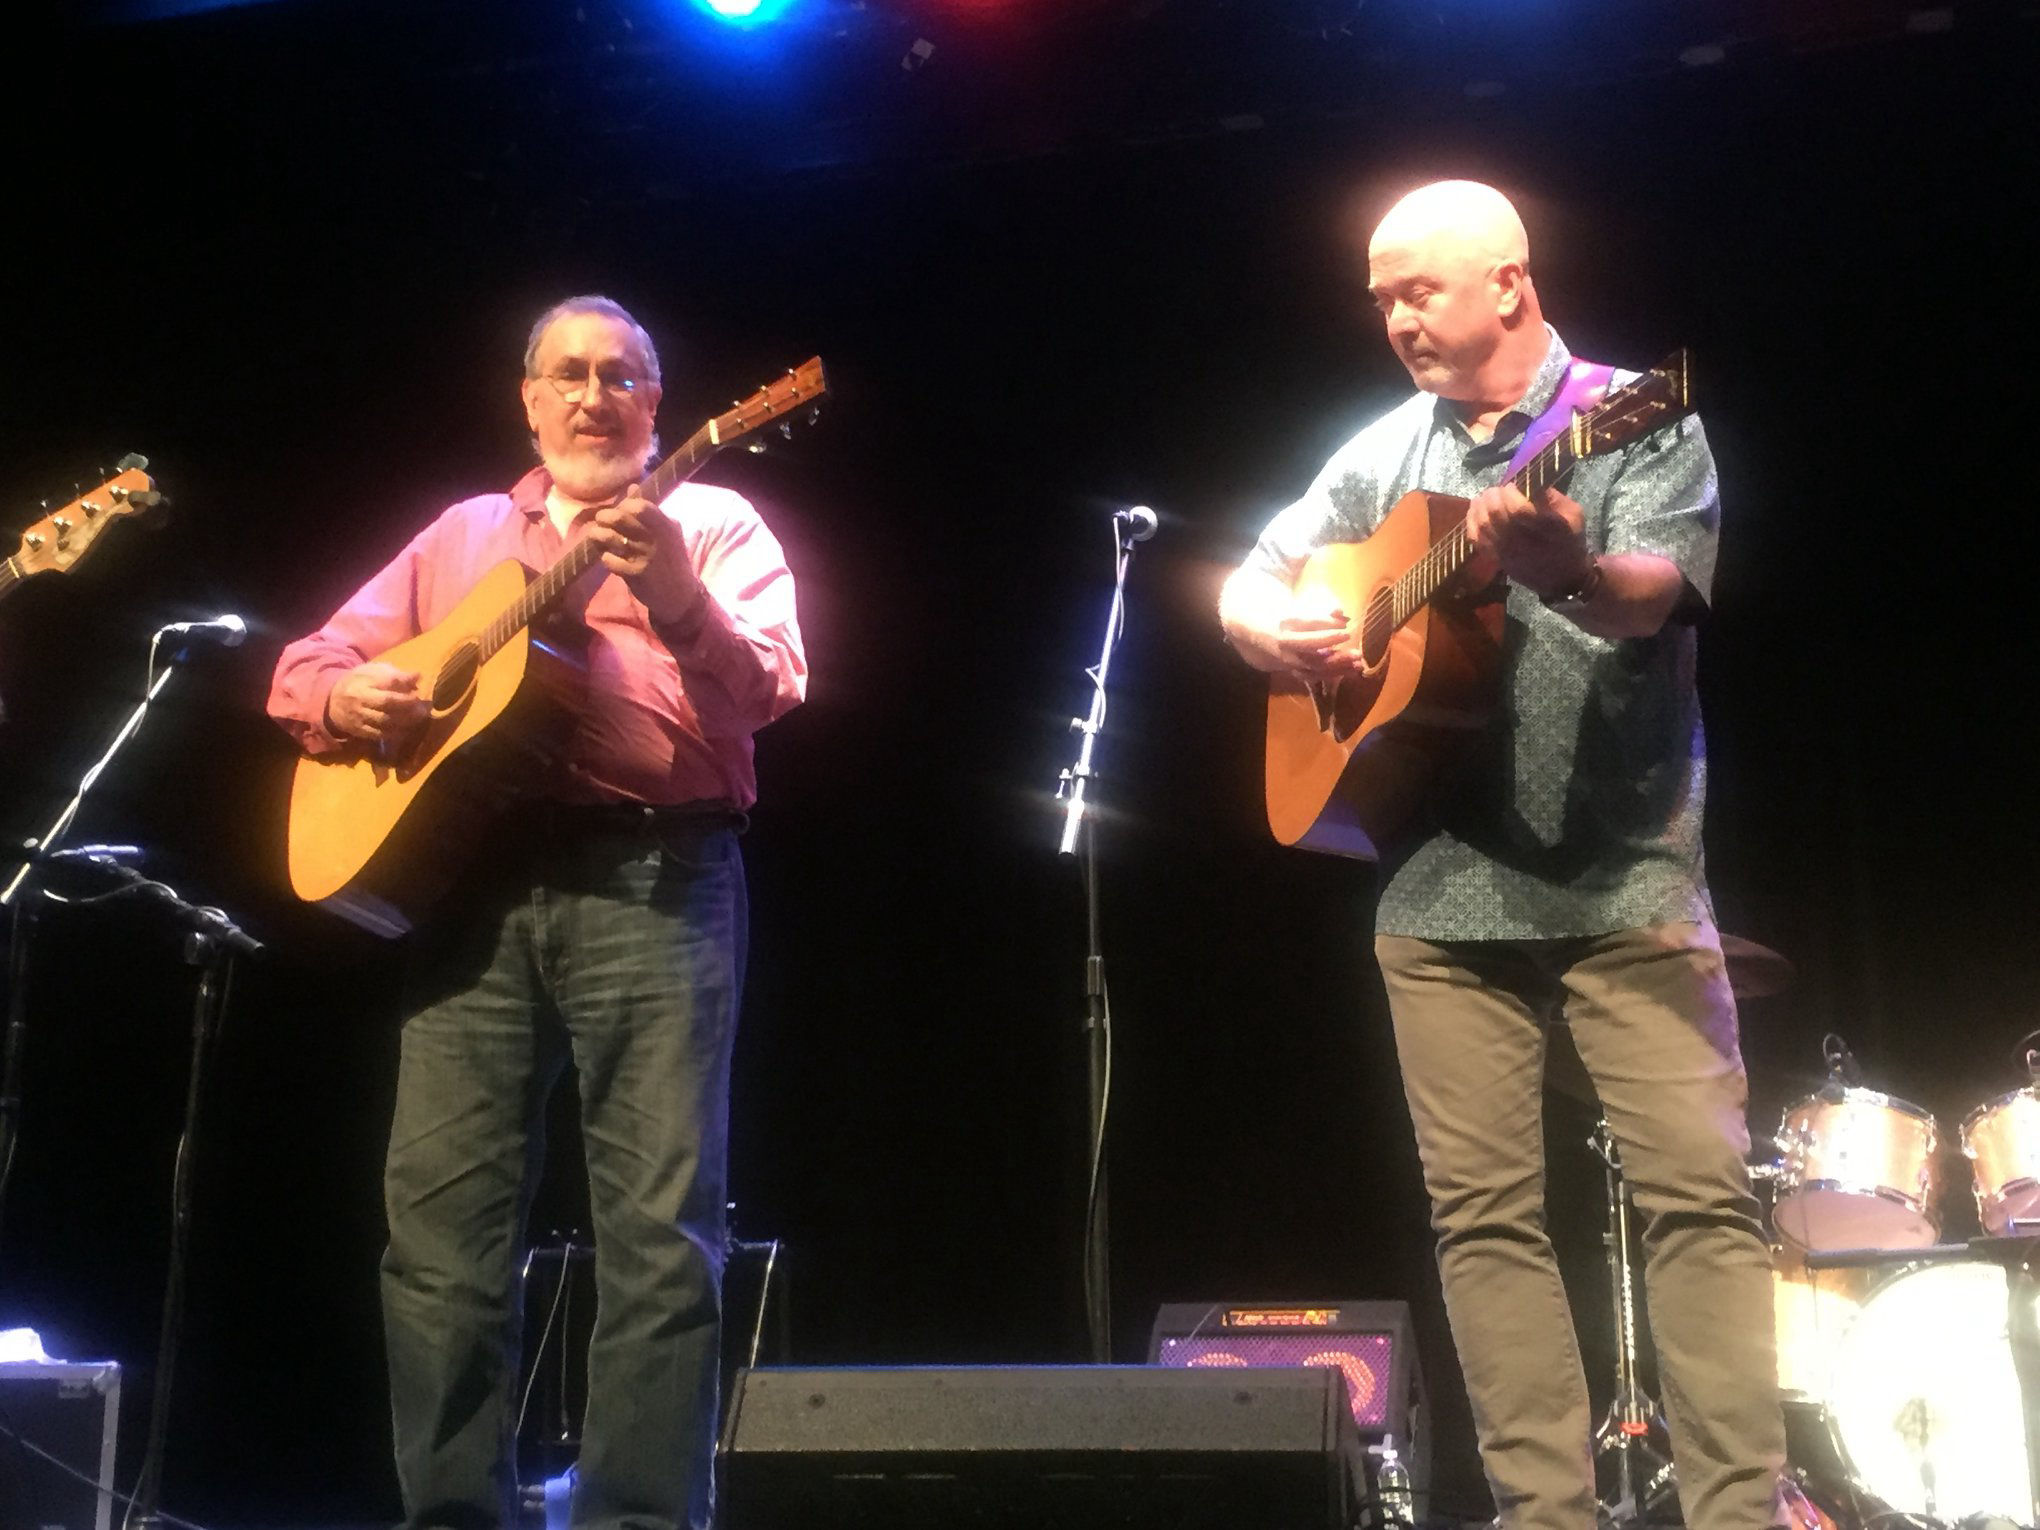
xmin=1572 ymin=937 xmax=2040 ymax=1530
xmin=1763 ymin=1032 xmax=2040 ymax=1528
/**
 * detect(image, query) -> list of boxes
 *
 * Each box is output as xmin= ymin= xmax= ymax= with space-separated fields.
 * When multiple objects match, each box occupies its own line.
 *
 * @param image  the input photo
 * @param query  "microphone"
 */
xmin=1114 ymin=505 xmax=1159 ymax=544
xmin=45 ymin=843 xmax=144 ymax=863
xmin=1820 ymin=1032 xmax=1861 ymax=1091
xmin=158 ymin=614 xmax=248 ymax=648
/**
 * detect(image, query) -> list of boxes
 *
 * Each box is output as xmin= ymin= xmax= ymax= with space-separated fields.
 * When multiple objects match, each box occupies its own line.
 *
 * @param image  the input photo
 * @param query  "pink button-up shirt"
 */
xmin=267 ymin=467 xmax=806 ymax=810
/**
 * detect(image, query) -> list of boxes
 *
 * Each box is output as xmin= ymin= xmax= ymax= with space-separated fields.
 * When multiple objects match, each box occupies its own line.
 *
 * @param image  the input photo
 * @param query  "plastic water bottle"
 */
xmin=1376 ymin=1441 xmax=1416 ymax=1528
xmin=543 ymin=1465 xmax=577 ymax=1530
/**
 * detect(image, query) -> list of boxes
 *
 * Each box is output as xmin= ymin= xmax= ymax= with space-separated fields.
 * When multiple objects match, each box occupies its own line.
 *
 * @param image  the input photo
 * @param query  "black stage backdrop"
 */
xmin=2 ymin=2 xmax=2032 ymax=1522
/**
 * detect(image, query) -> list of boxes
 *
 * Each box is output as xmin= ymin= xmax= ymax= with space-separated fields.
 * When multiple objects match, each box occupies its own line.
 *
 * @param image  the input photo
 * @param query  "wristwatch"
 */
xmin=1540 ymin=556 xmax=1604 ymax=614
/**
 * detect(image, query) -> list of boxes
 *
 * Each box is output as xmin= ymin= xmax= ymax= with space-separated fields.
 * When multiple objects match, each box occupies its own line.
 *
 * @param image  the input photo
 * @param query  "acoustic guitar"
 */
xmin=1 ymin=457 xmax=161 ymax=607
xmin=1265 ymin=351 xmax=1694 ymax=859
xmin=287 ymin=359 xmax=827 ymax=936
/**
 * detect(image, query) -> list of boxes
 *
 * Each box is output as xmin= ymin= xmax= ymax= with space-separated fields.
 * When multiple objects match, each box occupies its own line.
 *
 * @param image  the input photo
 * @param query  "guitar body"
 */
xmin=286 ymin=558 xmax=586 ymax=936
xmin=1265 ymin=490 xmax=1504 ymax=859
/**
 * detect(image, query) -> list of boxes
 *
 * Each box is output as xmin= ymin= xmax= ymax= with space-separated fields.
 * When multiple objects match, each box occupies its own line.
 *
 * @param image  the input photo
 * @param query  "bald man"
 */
xmin=1221 ymin=182 xmax=1785 ymax=1530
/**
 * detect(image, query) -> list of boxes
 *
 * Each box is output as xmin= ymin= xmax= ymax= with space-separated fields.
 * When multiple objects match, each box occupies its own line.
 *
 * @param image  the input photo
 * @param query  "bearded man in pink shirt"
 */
xmin=269 ymin=295 xmax=806 ymax=1530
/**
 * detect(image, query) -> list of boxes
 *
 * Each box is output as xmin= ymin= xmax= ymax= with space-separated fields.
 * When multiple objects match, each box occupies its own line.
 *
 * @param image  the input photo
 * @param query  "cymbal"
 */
xmin=1721 ymin=933 xmax=1795 ymax=999
xmin=1543 ymin=934 xmax=1797 ymax=1106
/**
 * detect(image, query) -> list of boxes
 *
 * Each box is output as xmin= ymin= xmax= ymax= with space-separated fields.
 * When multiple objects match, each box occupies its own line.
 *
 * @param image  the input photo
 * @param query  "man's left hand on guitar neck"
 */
xmin=1467 ymin=482 xmax=1593 ymax=598
xmin=1467 ymin=482 xmax=1687 ymax=640
xmin=585 ymin=489 xmax=713 ymax=632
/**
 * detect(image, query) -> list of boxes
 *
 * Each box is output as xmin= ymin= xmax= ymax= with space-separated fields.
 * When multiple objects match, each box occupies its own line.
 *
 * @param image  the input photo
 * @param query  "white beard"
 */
xmin=542 ymin=442 xmax=646 ymax=505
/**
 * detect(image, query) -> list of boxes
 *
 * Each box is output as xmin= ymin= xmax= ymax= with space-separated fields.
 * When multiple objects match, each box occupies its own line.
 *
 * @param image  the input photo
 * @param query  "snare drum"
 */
xmin=1827 ymin=1261 xmax=2038 ymax=1522
xmin=1769 ymin=1244 xmax=1874 ymax=1404
xmin=1772 ymin=1088 xmax=1941 ymax=1250
xmin=1962 ymin=1086 xmax=2040 ymax=1236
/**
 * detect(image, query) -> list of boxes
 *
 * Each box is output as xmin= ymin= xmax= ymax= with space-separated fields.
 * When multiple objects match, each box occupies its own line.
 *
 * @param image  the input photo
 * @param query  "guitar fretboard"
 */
xmin=1380 ymin=422 xmax=1584 ymax=630
xmin=473 ymin=418 xmax=725 ymax=663
xmin=0 ymin=558 xmax=21 ymax=600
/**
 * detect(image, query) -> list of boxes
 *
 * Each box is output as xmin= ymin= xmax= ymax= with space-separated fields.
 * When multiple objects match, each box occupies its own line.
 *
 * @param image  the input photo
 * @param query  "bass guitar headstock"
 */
xmin=6 ymin=454 xmax=163 ymax=580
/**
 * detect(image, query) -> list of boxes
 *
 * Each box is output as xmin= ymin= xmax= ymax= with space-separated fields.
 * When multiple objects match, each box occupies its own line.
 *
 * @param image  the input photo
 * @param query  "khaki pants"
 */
xmin=1375 ymin=922 xmax=1784 ymax=1530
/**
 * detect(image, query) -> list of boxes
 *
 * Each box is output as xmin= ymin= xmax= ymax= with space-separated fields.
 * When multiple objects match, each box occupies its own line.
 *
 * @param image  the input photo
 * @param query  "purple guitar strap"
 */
xmin=1502 ymin=358 xmax=1616 ymax=480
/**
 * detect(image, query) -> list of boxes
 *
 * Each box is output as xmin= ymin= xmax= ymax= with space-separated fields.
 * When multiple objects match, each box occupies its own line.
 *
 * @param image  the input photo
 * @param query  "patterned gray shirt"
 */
xmin=1243 ymin=328 xmax=1720 ymax=941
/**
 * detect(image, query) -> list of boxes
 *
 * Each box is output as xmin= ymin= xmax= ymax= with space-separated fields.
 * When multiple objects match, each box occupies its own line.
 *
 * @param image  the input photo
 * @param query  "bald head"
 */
xmin=1365 ymin=179 xmax=1546 ymax=408
xmin=1369 ymin=180 xmax=1529 ymax=273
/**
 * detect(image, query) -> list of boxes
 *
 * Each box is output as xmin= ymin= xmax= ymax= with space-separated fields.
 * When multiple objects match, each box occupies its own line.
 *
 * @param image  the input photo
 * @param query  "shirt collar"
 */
xmin=1432 ymin=324 xmax=1572 ymax=450
xmin=510 ymin=466 xmax=554 ymax=520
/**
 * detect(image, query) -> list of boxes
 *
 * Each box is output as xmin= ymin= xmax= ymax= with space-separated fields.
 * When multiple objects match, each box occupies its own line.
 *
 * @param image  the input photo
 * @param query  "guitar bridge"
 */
xmin=1306 ymin=678 xmax=1364 ymax=744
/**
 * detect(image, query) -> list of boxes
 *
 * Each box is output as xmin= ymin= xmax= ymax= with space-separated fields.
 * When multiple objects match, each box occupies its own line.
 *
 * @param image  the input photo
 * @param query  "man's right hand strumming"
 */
xmin=325 ymin=662 xmax=431 ymax=746
xmin=1218 ymin=566 xmax=1363 ymax=678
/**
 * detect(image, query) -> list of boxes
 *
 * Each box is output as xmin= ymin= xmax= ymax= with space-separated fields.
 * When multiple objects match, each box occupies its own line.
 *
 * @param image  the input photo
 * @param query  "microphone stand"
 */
xmin=104 ymin=866 xmax=261 ymax=1530
xmin=0 ymin=629 xmax=201 ymax=1258
xmin=1056 ymin=510 xmax=1150 ymax=1363
xmin=30 ymin=854 xmax=260 ymax=1530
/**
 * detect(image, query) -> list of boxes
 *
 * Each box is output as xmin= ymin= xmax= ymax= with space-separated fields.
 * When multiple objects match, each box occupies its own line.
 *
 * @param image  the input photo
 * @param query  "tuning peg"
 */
xmin=116 ymin=452 xmax=148 ymax=472
xmin=778 ymin=422 xmax=793 ymax=440
xmin=745 ymin=441 xmax=768 ymax=456
xmin=806 ymin=405 xmax=822 ymax=425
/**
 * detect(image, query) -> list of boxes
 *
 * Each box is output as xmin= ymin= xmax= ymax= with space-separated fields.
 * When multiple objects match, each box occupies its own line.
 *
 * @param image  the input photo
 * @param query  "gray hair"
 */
xmin=522 ymin=295 xmax=663 ymax=386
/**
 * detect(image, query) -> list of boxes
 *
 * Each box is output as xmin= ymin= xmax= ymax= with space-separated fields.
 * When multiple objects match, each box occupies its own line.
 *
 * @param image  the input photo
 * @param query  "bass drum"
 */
xmin=1770 ymin=1245 xmax=1875 ymax=1404
xmin=1827 ymin=1261 xmax=2038 ymax=1522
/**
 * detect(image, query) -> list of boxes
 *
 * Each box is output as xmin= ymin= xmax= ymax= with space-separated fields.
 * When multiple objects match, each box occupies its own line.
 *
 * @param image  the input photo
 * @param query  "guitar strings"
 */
xmin=1350 ymin=377 xmax=1677 ymax=657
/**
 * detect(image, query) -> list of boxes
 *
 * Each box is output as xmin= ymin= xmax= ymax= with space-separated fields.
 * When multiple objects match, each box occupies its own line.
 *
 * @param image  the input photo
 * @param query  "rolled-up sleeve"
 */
xmin=655 ymin=489 xmax=807 ymax=740
xmin=266 ymin=527 xmax=433 ymax=755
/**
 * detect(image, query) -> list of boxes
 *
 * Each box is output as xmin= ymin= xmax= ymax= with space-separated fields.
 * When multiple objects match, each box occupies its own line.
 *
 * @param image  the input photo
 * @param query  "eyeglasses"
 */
xmin=539 ymin=362 xmax=648 ymax=404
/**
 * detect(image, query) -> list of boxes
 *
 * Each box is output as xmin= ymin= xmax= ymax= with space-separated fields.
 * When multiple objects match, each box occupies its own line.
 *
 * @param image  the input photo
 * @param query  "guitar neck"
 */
xmin=477 ymin=418 xmax=727 ymax=660
xmin=1393 ymin=425 xmax=1586 ymax=619
xmin=0 ymin=557 xmax=21 ymax=604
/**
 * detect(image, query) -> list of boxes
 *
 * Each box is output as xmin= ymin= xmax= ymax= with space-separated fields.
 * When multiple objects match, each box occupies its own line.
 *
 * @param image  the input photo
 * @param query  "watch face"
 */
xmin=1543 ymin=559 xmax=1601 ymax=610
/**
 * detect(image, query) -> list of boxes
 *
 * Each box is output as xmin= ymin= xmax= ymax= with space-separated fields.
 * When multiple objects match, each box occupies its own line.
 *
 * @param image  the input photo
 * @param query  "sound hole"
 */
xmin=433 ymin=643 xmax=480 ymax=712
xmin=1357 ymin=585 xmax=1396 ymax=669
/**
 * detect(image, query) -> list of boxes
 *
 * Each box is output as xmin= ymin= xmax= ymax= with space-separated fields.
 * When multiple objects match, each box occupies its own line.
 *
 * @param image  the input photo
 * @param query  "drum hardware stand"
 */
xmin=1053 ymin=505 xmax=1155 ymax=1363
xmin=1589 ymin=1122 xmax=1678 ymax=1525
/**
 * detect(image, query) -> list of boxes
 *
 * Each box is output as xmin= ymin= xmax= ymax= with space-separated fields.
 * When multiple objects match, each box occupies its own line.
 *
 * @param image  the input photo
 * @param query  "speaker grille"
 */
xmin=1156 ymin=1332 xmax=1395 ymax=1428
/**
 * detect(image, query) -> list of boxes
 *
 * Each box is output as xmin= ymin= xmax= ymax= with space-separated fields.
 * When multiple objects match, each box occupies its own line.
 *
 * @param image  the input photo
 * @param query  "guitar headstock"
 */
xmin=1577 ymin=350 xmax=1694 ymax=457
xmin=7 ymin=455 xmax=162 ymax=578
xmin=709 ymin=357 xmax=829 ymax=451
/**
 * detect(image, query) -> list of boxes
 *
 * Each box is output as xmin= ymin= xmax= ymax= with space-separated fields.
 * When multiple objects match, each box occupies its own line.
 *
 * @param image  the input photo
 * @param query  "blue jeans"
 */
xmin=380 ymin=809 xmax=746 ymax=1530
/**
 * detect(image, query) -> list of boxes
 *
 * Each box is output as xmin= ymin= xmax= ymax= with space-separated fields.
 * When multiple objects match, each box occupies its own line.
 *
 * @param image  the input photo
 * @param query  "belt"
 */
xmin=536 ymin=800 xmax=747 ymax=835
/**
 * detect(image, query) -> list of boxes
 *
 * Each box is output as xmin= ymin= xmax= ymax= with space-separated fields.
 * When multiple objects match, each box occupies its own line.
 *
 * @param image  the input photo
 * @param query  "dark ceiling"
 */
xmin=63 ymin=0 xmax=2005 ymax=194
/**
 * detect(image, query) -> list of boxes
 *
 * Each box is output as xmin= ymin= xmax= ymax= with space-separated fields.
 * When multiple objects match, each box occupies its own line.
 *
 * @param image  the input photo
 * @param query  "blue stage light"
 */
xmin=691 ymin=0 xmax=797 ymax=24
